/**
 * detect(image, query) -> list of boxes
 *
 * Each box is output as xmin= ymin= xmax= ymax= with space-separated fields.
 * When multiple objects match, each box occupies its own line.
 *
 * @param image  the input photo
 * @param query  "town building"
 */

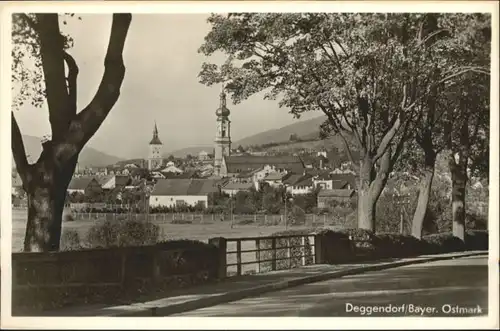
xmin=317 ymin=189 xmax=356 ymax=208
xmin=96 ymin=174 xmax=131 ymax=191
xmin=160 ymin=162 xmax=183 ymax=174
xmin=149 ymin=178 xmax=222 ymax=208
xmin=214 ymin=86 xmax=232 ymax=176
xmin=284 ymin=173 xmax=315 ymax=195
xmin=148 ymin=122 xmax=164 ymax=171
xmin=263 ymin=171 xmax=290 ymax=188
xmin=219 ymin=155 xmax=305 ymax=178
xmin=221 ymin=182 xmax=254 ymax=196
xmin=313 ymin=173 xmax=356 ymax=190
xmin=67 ymin=177 xmax=102 ymax=195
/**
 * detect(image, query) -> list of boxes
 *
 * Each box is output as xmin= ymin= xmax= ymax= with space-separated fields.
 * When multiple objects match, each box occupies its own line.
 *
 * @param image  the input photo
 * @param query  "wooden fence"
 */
xmin=67 ymin=212 xmax=356 ymax=228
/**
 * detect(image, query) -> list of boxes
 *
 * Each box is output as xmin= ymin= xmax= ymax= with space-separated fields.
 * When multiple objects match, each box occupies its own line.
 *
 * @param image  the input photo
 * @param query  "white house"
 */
xmin=263 ymin=171 xmax=289 ymax=188
xmin=149 ymin=178 xmax=221 ymax=208
xmin=124 ymin=163 xmax=139 ymax=169
xmin=96 ymin=175 xmax=131 ymax=190
xmin=283 ymin=173 xmax=314 ymax=195
xmin=151 ymin=171 xmax=166 ymax=179
xmin=221 ymin=182 xmax=254 ymax=196
xmin=160 ymin=164 xmax=184 ymax=174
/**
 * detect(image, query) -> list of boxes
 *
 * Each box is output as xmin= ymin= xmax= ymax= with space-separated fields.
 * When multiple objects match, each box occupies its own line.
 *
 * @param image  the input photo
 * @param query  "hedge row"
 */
xmin=257 ymin=228 xmax=488 ymax=270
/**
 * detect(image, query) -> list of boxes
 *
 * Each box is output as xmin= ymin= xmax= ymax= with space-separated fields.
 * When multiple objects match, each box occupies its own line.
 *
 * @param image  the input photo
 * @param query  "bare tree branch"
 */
xmin=53 ymin=13 xmax=132 ymax=165
xmin=372 ymin=114 xmax=402 ymax=163
xmin=36 ymin=13 xmax=71 ymax=142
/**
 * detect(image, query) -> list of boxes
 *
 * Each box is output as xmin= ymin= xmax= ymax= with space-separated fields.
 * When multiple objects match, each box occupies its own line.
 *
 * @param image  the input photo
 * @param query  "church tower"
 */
xmin=214 ymin=86 xmax=231 ymax=177
xmin=148 ymin=122 xmax=163 ymax=170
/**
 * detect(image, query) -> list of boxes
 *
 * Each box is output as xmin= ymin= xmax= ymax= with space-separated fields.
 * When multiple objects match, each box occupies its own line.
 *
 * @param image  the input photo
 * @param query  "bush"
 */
xmin=335 ymin=228 xmax=378 ymax=261
xmin=374 ymin=233 xmax=422 ymax=258
xmin=60 ymin=229 xmax=82 ymax=251
xmin=288 ymin=206 xmax=306 ymax=226
xmin=465 ymin=230 xmax=488 ymax=251
xmin=466 ymin=212 xmax=488 ymax=230
xmin=64 ymin=213 xmax=75 ymax=222
xmin=421 ymin=233 xmax=466 ymax=254
xmin=86 ymin=219 xmax=160 ymax=248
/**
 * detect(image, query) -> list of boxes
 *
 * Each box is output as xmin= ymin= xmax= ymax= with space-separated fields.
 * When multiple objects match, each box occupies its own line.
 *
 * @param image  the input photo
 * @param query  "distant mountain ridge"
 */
xmin=166 ymin=115 xmax=328 ymax=158
xmin=12 ymin=135 xmax=124 ymax=169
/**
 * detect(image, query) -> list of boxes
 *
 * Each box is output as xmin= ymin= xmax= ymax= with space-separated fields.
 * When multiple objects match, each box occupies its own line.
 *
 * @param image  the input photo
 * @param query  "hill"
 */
xmin=234 ymin=115 xmax=327 ymax=147
xmin=164 ymin=146 xmax=214 ymax=158
xmin=165 ymin=115 xmax=329 ymax=158
xmin=13 ymin=135 xmax=124 ymax=169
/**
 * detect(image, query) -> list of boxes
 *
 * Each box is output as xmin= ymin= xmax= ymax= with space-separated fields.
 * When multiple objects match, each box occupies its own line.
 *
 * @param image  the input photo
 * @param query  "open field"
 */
xmin=11 ymin=209 xmax=348 ymax=275
xmin=11 ymin=209 xmax=339 ymax=252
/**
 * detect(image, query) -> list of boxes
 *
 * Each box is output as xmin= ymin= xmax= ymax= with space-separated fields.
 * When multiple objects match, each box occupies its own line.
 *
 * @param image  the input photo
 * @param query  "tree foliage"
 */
xmin=11 ymin=14 xmax=80 ymax=110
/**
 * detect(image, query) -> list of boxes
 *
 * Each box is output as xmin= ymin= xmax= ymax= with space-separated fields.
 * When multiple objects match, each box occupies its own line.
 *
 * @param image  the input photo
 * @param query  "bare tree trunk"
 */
xmin=411 ymin=149 xmax=436 ymax=239
xmin=357 ymin=150 xmax=391 ymax=232
xmin=357 ymin=156 xmax=375 ymax=231
xmin=23 ymin=151 xmax=77 ymax=252
xmin=450 ymin=159 xmax=467 ymax=241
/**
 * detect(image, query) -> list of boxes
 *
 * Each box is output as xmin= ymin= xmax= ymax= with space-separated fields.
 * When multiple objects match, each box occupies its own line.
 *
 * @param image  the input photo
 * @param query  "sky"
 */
xmin=13 ymin=14 xmax=320 ymax=159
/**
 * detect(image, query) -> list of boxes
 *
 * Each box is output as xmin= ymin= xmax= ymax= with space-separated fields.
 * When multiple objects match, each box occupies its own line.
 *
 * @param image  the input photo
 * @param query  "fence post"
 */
xmin=209 ymin=237 xmax=227 ymax=279
xmin=271 ymin=238 xmax=277 ymax=271
xmin=265 ymin=214 xmax=268 ymax=225
xmin=312 ymin=214 xmax=316 ymax=224
xmin=323 ymin=214 xmax=326 ymax=226
xmin=236 ymin=240 xmax=242 ymax=276
xmin=255 ymin=239 xmax=261 ymax=273
xmin=301 ymin=236 xmax=307 ymax=266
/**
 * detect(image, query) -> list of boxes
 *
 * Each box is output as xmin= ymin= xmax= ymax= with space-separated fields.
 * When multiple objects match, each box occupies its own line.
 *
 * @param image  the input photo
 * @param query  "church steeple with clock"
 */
xmin=213 ymin=85 xmax=231 ymax=177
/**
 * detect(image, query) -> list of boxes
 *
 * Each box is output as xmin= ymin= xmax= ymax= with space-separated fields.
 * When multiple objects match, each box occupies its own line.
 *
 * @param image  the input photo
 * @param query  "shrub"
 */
xmin=336 ymin=228 xmax=378 ymax=260
xmin=465 ymin=230 xmax=488 ymax=251
xmin=86 ymin=219 xmax=160 ymax=248
xmin=421 ymin=233 xmax=466 ymax=254
xmin=64 ymin=213 xmax=75 ymax=222
xmin=60 ymin=229 xmax=82 ymax=251
xmin=374 ymin=233 xmax=423 ymax=258
xmin=288 ymin=206 xmax=306 ymax=226
xmin=466 ymin=212 xmax=488 ymax=231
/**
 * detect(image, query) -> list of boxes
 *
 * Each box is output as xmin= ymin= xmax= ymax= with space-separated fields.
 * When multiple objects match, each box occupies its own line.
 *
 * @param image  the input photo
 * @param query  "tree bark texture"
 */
xmin=357 ymin=149 xmax=392 ymax=232
xmin=449 ymin=156 xmax=467 ymax=242
xmin=411 ymin=149 xmax=436 ymax=239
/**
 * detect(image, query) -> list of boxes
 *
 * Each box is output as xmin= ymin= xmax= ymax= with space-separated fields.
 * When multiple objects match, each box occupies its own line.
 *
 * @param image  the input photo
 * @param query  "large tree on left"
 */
xmin=11 ymin=13 xmax=132 ymax=252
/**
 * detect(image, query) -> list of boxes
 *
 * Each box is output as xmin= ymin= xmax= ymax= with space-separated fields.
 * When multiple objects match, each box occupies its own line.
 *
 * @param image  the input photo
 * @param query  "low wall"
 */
xmin=12 ymin=229 xmax=488 ymax=315
xmin=12 ymin=241 xmax=219 ymax=315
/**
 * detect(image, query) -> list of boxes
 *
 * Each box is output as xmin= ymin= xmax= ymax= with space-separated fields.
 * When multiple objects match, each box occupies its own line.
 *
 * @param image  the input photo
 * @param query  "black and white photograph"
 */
xmin=0 ymin=1 xmax=498 ymax=329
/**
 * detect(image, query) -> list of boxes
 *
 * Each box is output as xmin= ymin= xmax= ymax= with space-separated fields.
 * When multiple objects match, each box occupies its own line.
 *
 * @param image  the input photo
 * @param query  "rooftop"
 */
xmin=151 ymin=178 xmax=222 ymax=196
